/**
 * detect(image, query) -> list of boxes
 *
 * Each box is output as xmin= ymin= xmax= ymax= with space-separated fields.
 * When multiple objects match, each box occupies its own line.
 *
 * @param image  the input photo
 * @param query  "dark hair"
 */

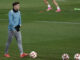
xmin=13 ymin=2 xmax=20 ymax=7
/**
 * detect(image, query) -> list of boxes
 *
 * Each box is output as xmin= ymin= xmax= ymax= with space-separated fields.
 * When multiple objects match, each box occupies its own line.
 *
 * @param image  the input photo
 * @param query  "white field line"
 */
xmin=56 ymin=0 xmax=66 ymax=2
xmin=35 ymin=21 xmax=80 ymax=25
xmin=0 ymin=19 xmax=80 ymax=25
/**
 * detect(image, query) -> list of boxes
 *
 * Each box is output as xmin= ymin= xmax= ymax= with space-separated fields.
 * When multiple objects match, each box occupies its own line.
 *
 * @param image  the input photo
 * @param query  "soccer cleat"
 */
xmin=56 ymin=9 xmax=61 ymax=12
xmin=20 ymin=53 xmax=28 ymax=58
xmin=46 ymin=7 xmax=52 ymax=11
xmin=4 ymin=54 xmax=11 ymax=58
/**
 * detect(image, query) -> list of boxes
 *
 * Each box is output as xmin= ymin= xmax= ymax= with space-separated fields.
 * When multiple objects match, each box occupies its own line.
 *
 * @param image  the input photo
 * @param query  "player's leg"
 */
xmin=14 ymin=31 xmax=28 ymax=58
xmin=44 ymin=0 xmax=52 ymax=11
xmin=52 ymin=0 xmax=61 ymax=12
xmin=14 ymin=31 xmax=23 ymax=54
xmin=44 ymin=0 xmax=49 ymax=5
xmin=4 ymin=31 xmax=13 ymax=57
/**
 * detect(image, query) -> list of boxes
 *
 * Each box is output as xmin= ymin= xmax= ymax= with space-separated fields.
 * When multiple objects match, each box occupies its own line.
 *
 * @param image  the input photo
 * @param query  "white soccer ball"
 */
xmin=74 ymin=53 xmax=80 ymax=60
xmin=62 ymin=53 xmax=69 ymax=60
xmin=29 ymin=51 xmax=37 ymax=58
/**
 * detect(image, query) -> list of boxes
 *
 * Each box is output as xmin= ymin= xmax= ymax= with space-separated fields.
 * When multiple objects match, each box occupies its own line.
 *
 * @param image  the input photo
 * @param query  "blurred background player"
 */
xmin=44 ymin=0 xmax=61 ymax=12
xmin=4 ymin=2 xmax=28 ymax=58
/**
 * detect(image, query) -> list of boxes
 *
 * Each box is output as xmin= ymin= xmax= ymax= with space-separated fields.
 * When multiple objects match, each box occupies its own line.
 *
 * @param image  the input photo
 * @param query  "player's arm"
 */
xmin=19 ymin=13 xmax=22 ymax=27
xmin=8 ymin=11 xmax=16 ymax=27
xmin=15 ymin=12 xmax=21 ymax=32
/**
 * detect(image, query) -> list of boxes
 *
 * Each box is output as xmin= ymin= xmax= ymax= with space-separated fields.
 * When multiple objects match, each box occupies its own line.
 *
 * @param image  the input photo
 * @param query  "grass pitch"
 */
xmin=0 ymin=0 xmax=80 ymax=60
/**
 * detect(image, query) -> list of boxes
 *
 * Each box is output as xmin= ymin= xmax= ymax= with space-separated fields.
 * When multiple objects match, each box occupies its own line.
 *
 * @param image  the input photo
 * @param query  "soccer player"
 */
xmin=44 ymin=0 xmax=61 ymax=12
xmin=4 ymin=2 xmax=28 ymax=58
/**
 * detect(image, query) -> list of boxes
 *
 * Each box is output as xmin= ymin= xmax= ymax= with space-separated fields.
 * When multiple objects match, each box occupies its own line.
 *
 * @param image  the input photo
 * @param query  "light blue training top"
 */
xmin=8 ymin=10 xmax=21 ymax=31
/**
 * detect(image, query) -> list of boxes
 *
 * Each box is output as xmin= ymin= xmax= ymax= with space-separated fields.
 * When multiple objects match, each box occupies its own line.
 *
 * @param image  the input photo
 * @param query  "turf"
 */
xmin=0 ymin=0 xmax=80 ymax=60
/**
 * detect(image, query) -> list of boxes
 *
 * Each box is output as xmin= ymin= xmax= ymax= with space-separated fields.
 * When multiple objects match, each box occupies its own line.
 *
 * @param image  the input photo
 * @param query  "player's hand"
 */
xmin=15 ymin=25 xmax=20 ymax=32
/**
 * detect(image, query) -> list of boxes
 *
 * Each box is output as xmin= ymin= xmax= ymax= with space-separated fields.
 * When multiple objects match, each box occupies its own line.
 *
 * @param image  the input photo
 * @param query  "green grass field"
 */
xmin=0 ymin=0 xmax=80 ymax=60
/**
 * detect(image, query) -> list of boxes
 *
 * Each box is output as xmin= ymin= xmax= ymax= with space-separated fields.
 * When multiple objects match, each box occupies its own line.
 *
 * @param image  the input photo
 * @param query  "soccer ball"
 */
xmin=62 ymin=53 xmax=69 ymax=60
xmin=74 ymin=53 xmax=80 ymax=60
xmin=29 ymin=51 xmax=37 ymax=58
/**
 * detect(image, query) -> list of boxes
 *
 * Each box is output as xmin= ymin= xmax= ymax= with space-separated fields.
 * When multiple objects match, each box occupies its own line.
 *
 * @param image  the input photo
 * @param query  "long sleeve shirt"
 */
xmin=8 ymin=10 xmax=21 ymax=31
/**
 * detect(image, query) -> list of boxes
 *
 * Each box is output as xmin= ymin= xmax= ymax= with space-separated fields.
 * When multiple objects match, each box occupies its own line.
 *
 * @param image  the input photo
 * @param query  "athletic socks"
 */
xmin=46 ymin=4 xmax=52 ymax=11
xmin=48 ymin=4 xmax=51 ymax=8
xmin=57 ymin=6 xmax=60 ymax=10
xmin=47 ymin=4 xmax=61 ymax=12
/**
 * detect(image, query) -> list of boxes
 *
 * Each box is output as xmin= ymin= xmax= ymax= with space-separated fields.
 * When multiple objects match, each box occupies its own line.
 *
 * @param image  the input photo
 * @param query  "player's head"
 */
xmin=13 ymin=2 xmax=20 ymax=11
